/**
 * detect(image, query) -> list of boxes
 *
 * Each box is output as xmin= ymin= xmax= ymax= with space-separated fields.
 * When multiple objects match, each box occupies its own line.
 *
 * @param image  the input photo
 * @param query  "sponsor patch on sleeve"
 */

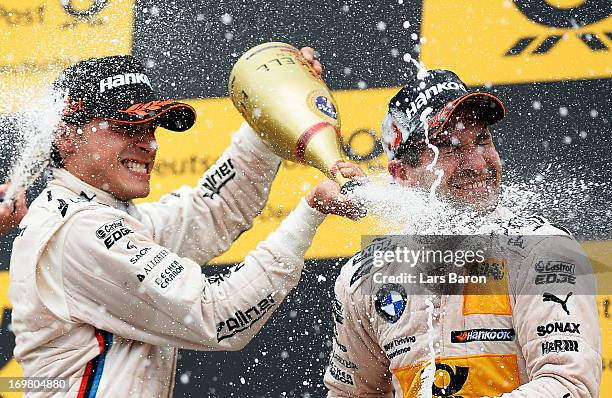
xmin=95 ymin=218 xmax=134 ymax=250
xmin=200 ymin=157 xmax=236 ymax=199
xmin=151 ymin=259 xmax=185 ymax=293
xmin=328 ymin=361 xmax=355 ymax=386
xmin=216 ymin=293 xmax=276 ymax=342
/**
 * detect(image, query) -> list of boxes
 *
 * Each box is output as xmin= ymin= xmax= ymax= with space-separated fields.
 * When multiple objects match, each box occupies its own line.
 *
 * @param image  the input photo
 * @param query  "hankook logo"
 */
xmin=99 ymin=73 xmax=152 ymax=93
xmin=451 ymin=328 xmax=515 ymax=343
xmin=400 ymin=81 xmax=465 ymax=120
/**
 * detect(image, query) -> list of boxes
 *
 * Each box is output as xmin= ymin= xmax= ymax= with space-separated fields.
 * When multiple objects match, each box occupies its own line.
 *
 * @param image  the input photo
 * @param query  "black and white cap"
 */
xmin=52 ymin=55 xmax=196 ymax=132
xmin=381 ymin=69 xmax=505 ymax=160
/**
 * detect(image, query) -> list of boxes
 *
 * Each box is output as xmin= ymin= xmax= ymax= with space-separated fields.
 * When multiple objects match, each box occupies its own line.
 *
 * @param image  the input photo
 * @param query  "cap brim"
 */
xmin=105 ymin=100 xmax=197 ymax=132
xmin=427 ymin=92 xmax=505 ymax=143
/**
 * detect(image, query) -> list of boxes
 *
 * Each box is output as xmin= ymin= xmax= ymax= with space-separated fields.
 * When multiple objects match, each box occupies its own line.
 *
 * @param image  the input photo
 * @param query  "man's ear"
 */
xmin=53 ymin=122 xmax=78 ymax=157
xmin=388 ymin=159 xmax=417 ymax=186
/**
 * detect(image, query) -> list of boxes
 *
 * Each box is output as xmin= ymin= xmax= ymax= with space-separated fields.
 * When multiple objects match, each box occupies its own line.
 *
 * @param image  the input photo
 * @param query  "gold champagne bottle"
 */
xmin=228 ymin=42 xmax=355 ymax=188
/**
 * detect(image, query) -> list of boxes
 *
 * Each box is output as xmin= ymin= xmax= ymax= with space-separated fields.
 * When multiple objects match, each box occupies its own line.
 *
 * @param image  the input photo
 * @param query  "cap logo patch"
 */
xmin=63 ymin=96 xmax=83 ymax=115
xmin=404 ymin=81 xmax=465 ymax=120
xmin=99 ymin=72 xmax=152 ymax=93
xmin=118 ymin=100 xmax=176 ymax=117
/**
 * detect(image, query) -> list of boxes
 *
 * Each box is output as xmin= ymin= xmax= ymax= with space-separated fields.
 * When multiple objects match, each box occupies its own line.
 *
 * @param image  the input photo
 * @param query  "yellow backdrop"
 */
xmin=420 ymin=0 xmax=612 ymax=85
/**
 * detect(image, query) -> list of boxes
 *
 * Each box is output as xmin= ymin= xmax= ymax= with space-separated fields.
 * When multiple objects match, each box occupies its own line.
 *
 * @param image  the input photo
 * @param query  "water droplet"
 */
xmin=220 ymin=13 xmax=233 ymax=25
xmin=559 ymin=107 xmax=568 ymax=117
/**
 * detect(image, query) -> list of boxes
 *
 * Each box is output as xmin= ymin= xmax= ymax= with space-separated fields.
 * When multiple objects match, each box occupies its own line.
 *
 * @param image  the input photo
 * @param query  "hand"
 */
xmin=306 ymin=162 xmax=367 ymax=220
xmin=299 ymin=47 xmax=323 ymax=76
xmin=0 ymin=184 xmax=27 ymax=235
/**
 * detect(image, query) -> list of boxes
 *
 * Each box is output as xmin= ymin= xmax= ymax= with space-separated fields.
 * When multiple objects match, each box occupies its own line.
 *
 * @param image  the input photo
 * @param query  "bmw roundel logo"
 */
xmin=375 ymin=284 xmax=407 ymax=323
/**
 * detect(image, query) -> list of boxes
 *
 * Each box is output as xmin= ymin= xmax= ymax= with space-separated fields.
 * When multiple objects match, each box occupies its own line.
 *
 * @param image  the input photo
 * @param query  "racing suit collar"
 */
xmin=50 ymin=168 xmax=137 ymax=215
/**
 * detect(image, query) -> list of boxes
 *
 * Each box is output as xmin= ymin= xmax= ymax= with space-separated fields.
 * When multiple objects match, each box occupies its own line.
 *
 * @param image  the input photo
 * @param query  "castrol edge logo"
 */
xmin=420 ymin=0 xmax=612 ymax=84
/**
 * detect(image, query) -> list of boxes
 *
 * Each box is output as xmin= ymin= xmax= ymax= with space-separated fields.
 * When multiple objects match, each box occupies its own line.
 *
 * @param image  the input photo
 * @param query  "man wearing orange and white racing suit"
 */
xmin=324 ymin=70 xmax=601 ymax=397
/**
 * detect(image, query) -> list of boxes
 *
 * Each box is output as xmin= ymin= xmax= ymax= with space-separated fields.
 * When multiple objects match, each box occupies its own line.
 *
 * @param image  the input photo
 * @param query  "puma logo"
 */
xmin=543 ymin=292 xmax=572 ymax=315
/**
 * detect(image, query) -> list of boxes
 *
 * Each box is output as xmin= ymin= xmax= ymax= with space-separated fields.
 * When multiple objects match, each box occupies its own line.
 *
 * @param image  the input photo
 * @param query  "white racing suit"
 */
xmin=10 ymin=123 xmax=326 ymax=397
xmin=324 ymin=209 xmax=602 ymax=397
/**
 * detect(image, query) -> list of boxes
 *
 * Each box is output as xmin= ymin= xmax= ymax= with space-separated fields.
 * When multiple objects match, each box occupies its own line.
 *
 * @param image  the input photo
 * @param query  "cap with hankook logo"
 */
xmin=52 ymin=55 xmax=196 ymax=132
xmin=381 ymin=69 xmax=506 ymax=160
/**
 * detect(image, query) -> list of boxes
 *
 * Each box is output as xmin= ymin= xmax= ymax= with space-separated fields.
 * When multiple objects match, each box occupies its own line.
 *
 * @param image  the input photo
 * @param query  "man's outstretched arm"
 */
xmin=39 ymin=169 xmax=364 ymax=351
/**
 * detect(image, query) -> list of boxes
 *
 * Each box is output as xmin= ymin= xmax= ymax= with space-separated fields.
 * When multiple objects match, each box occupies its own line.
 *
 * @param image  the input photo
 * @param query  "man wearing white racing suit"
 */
xmin=10 ymin=53 xmax=364 ymax=397
xmin=324 ymin=70 xmax=601 ymax=397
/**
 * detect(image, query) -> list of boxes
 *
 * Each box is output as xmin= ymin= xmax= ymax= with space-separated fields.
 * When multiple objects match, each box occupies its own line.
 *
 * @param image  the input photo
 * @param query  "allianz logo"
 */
xmin=99 ymin=73 xmax=152 ymax=93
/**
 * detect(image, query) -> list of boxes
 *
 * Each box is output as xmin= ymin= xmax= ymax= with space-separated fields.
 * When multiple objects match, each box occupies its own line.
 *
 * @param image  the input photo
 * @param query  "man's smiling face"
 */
xmin=59 ymin=118 xmax=158 ymax=201
xmin=389 ymin=108 xmax=502 ymax=212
